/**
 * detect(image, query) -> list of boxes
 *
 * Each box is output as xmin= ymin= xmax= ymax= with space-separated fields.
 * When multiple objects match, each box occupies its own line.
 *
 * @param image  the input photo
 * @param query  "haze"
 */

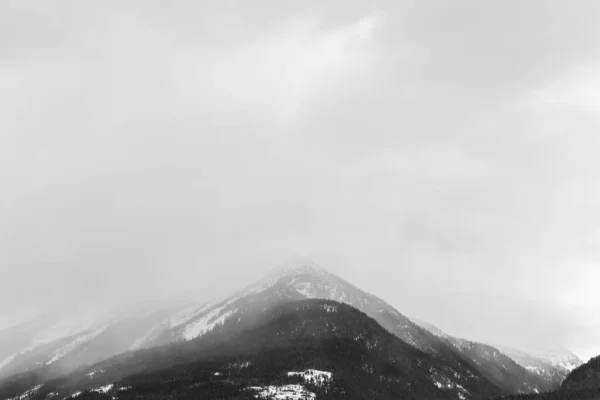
xmin=2 ymin=1 xmax=600 ymax=361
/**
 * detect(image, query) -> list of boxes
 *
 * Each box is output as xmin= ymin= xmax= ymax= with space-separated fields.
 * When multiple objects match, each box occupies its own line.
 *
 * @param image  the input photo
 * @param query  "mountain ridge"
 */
xmin=0 ymin=260 xmax=583 ymax=398
xmin=411 ymin=318 xmax=561 ymax=394
xmin=0 ymin=299 xmax=502 ymax=400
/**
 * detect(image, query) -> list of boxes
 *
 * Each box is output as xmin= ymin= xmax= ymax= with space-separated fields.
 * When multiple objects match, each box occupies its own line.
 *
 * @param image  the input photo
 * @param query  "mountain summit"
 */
xmin=266 ymin=259 xmax=330 ymax=278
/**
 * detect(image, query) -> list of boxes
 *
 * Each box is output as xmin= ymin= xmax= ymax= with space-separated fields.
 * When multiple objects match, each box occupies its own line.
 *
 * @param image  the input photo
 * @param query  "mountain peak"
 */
xmin=267 ymin=259 xmax=329 ymax=278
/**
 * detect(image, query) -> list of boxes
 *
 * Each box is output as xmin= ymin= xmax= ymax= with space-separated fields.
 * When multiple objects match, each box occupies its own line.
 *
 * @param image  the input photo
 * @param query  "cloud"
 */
xmin=534 ymin=64 xmax=600 ymax=110
xmin=2 ymin=1 xmax=600 ymax=360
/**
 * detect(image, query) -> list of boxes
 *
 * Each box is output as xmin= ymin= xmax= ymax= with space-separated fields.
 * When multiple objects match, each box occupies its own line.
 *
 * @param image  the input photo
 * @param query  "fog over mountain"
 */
xmin=2 ymin=0 xmax=600 ymax=363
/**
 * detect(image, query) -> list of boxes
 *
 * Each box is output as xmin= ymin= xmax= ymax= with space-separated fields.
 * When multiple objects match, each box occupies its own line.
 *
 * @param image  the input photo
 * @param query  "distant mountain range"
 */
xmin=494 ymin=345 xmax=582 ymax=386
xmin=0 ymin=260 xmax=589 ymax=400
xmin=499 ymin=354 xmax=600 ymax=399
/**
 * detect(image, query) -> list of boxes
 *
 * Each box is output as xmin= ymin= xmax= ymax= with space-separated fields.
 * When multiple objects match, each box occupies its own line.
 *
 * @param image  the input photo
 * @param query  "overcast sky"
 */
xmin=2 ymin=0 xmax=600 ymax=361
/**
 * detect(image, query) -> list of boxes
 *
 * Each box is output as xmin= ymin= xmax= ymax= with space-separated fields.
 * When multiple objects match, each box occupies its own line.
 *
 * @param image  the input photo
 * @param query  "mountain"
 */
xmin=0 ymin=299 xmax=503 ymax=400
xmin=134 ymin=259 xmax=558 ymax=395
xmin=1 ymin=260 xmax=470 ymax=379
xmin=0 ymin=306 xmax=179 ymax=379
xmin=497 ymin=354 xmax=600 ymax=400
xmin=411 ymin=319 xmax=557 ymax=394
xmin=494 ymin=345 xmax=582 ymax=388
xmin=561 ymin=354 xmax=600 ymax=391
xmin=0 ymin=259 xmax=559 ymax=398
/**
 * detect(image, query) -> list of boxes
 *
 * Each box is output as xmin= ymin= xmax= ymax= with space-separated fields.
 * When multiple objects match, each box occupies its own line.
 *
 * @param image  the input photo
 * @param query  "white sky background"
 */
xmin=2 ymin=0 xmax=600 ymax=361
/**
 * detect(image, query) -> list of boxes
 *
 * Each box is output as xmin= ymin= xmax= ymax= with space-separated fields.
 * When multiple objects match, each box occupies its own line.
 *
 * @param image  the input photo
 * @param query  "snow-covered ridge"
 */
xmin=28 ymin=320 xmax=95 ymax=348
xmin=6 ymin=384 xmax=43 ymax=400
xmin=0 ymin=353 xmax=17 ymax=371
xmin=129 ymin=324 xmax=164 ymax=351
xmin=168 ymin=260 xmax=342 ymax=342
xmin=169 ymin=301 xmax=215 ymax=329
xmin=46 ymin=325 xmax=108 ymax=365
xmin=182 ymin=307 xmax=237 ymax=340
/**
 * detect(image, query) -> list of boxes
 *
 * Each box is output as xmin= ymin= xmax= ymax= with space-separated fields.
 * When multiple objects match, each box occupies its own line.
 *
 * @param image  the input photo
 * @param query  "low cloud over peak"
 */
xmin=2 ymin=1 xmax=600 ymax=360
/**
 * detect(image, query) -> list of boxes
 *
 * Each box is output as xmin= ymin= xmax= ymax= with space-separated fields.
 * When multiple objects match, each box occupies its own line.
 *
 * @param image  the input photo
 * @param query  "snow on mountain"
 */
xmin=0 ymin=260 xmax=504 ymax=397
xmin=0 ymin=305 xmax=179 ymax=378
xmin=248 ymin=384 xmax=316 ymax=400
xmin=91 ymin=384 xmax=114 ymax=394
xmin=410 ymin=317 xmax=582 ymax=390
xmin=45 ymin=325 xmax=109 ymax=365
xmin=496 ymin=344 xmax=583 ymax=386
xmin=527 ymin=346 xmax=583 ymax=372
xmin=6 ymin=384 xmax=43 ymax=400
xmin=168 ymin=301 xmax=215 ymax=329
xmin=411 ymin=318 xmax=560 ymax=393
xmin=129 ymin=323 xmax=165 ymax=351
xmin=431 ymin=369 xmax=470 ymax=400
xmin=0 ymin=258 xmax=571 ymax=400
xmin=26 ymin=319 xmax=97 ymax=352
xmin=0 ymin=354 xmax=17 ymax=370
xmin=113 ymin=260 xmax=517 ymax=396
xmin=287 ymin=369 xmax=332 ymax=387
xmin=181 ymin=307 xmax=238 ymax=340
xmin=160 ymin=259 xmax=435 ymax=355
xmin=0 ymin=313 xmax=109 ymax=375
xmin=4 ymin=260 xmax=428 ymax=378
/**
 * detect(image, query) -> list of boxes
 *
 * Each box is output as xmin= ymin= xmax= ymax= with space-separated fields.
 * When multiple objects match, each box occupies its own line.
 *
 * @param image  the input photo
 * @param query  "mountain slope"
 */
xmin=0 ymin=260 xmax=549 ymax=397
xmin=411 ymin=319 xmax=557 ymax=394
xmin=562 ymin=354 xmax=600 ymax=391
xmin=497 ymin=354 xmax=600 ymax=400
xmin=136 ymin=260 xmax=542 ymax=396
xmin=157 ymin=261 xmax=450 ymax=348
xmin=2 ymin=299 xmax=504 ymax=400
xmin=0 ymin=307 xmax=178 ymax=380
xmin=494 ymin=345 xmax=582 ymax=388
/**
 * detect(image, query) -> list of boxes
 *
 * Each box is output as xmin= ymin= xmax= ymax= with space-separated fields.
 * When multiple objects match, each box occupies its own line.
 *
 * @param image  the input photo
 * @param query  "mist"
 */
xmin=2 ymin=0 xmax=600 ymax=361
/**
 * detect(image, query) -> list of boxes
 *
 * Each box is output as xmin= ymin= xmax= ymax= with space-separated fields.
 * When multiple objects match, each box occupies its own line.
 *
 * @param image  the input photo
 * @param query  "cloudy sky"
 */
xmin=2 ymin=0 xmax=600 ymax=360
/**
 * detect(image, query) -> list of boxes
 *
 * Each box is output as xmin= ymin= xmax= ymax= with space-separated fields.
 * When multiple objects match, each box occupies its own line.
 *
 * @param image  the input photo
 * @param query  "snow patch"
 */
xmin=229 ymin=361 xmax=253 ymax=369
xmin=287 ymin=369 xmax=332 ymax=386
xmin=24 ymin=317 xmax=99 ymax=354
xmin=182 ymin=307 xmax=236 ymax=340
xmin=248 ymin=384 xmax=316 ymax=400
xmin=169 ymin=302 xmax=214 ymax=328
xmin=86 ymin=368 xmax=105 ymax=378
xmin=557 ymin=360 xmax=580 ymax=371
xmin=321 ymin=304 xmax=338 ymax=313
xmin=92 ymin=384 xmax=114 ymax=394
xmin=525 ymin=365 xmax=544 ymax=375
xmin=431 ymin=372 xmax=470 ymax=399
xmin=7 ymin=384 xmax=43 ymax=400
xmin=46 ymin=325 xmax=108 ymax=365
xmin=0 ymin=353 xmax=17 ymax=370
xmin=295 ymin=285 xmax=316 ymax=298
xmin=129 ymin=324 xmax=165 ymax=351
